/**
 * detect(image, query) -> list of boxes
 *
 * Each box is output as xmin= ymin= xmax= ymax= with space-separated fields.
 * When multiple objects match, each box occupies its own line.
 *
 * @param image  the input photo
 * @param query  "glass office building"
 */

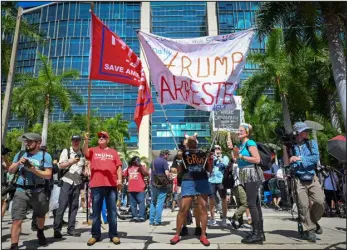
xmin=150 ymin=2 xmax=211 ymax=150
xmin=6 ymin=2 xmax=266 ymax=153
xmin=10 ymin=2 xmax=141 ymax=146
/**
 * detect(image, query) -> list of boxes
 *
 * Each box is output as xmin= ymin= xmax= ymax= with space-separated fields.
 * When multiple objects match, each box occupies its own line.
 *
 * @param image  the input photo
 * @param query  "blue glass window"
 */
xmin=67 ymin=20 xmax=74 ymax=36
xmin=62 ymin=3 xmax=69 ymax=20
xmin=48 ymin=5 xmax=56 ymax=21
xmin=69 ymin=3 xmax=76 ymax=19
xmin=78 ymin=3 xmax=90 ymax=19
xmin=58 ymin=20 xmax=67 ymax=38
xmin=69 ymin=38 xmax=80 ymax=56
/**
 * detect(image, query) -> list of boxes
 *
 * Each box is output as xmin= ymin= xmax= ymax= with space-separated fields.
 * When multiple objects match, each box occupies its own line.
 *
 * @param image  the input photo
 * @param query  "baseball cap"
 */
xmin=97 ymin=131 xmax=109 ymax=138
xmin=214 ymin=145 xmax=221 ymax=150
xmin=71 ymin=135 xmax=81 ymax=141
xmin=293 ymin=122 xmax=312 ymax=134
xmin=160 ymin=149 xmax=171 ymax=155
xmin=20 ymin=133 xmax=42 ymax=141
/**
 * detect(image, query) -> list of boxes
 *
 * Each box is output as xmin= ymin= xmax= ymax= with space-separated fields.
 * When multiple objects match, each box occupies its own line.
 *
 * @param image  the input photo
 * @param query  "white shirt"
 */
xmin=59 ymin=147 xmax=85 ymax=185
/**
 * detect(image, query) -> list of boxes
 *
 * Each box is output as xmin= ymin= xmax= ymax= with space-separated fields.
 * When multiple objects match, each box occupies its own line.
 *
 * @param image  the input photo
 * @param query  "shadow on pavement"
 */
xmin=335 ymin=227 xmax=346 ymax=232
xmin=268 ymin=229 xmax=304 ymax=241
xmin=2 ymin=233 xmax=30 ymax=242
xmin=22 ymin=237 xmax=65 ymax=249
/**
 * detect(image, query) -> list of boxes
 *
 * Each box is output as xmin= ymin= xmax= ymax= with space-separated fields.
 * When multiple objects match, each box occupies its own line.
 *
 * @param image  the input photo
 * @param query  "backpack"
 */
xmin=246 ymin=142 xmax=272 ymax=171
xmin=152 ymin=161 xmax=169 ymax=188
xmin=222 ymin=162 xmax=235 ymax=189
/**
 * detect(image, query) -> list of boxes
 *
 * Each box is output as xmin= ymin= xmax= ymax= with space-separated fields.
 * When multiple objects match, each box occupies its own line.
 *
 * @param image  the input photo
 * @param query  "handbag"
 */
xmin=152 ymin=161 xmax=169 ymax=188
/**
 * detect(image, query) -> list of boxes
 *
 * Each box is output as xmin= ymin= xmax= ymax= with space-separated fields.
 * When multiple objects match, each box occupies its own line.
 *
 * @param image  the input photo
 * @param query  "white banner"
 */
xmin=138 ymin=30 xmax=255 ymax=112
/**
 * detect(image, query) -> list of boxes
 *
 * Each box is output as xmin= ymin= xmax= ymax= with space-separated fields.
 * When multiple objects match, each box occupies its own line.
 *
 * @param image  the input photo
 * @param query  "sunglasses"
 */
xmin=98 ymin=135 xmax=108 ymax=139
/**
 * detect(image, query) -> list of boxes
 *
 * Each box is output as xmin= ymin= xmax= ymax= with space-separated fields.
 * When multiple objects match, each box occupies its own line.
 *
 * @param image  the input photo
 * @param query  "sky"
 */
xmin=18 ymin=1 xmax=51 ymax=8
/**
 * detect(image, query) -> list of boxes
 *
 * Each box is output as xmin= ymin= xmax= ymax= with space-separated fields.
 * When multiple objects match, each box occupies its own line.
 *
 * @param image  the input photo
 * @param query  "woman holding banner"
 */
xmin=170 ymin=136 xmax=213 ymax=246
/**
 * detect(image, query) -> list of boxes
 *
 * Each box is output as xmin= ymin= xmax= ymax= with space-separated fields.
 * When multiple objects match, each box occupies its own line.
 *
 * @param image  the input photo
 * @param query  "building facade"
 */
xmin=7 ymin=2 xmax=265 ymax=157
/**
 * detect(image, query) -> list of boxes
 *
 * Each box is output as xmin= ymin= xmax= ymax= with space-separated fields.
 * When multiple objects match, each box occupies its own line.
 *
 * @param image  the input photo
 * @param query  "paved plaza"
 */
xmin=1 ymin=208 xmax=346 ymax=249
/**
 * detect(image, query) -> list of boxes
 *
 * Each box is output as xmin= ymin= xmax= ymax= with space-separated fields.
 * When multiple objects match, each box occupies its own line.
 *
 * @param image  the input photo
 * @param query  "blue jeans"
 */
xmin=129 ymin=192 xmax=146 ymax=219
xmin=149 ymin=186 xmax=167 ymax=224
xmin=91 ymin=187 xmax=118 ymax=240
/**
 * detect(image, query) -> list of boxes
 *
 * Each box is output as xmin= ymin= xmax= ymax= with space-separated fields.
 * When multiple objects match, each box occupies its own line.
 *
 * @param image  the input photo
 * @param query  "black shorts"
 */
xmin=209 ymin=183 xmax=227 ymax=199
xmin=324 ymin=190 xmax=338 ymax=204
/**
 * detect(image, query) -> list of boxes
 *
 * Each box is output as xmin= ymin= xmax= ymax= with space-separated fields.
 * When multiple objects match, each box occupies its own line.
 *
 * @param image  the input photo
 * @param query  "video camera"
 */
xmin=275 ymin=127 xmax=297 ymax=147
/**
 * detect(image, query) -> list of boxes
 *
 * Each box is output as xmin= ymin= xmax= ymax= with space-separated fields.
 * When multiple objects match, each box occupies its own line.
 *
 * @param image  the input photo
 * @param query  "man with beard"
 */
xmin=8 ymin=133 xmax=53 ymax=249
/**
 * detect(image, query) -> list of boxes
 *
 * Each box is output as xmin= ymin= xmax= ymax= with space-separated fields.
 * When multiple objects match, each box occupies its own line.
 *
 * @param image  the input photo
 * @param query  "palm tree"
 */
xmin=11 ymin=74 xmax=44 ymax=132
xmin=246 ymin=95 xmax=282 ymax=143
xmin=100 ymin=114 xmax=130 ymax=149
xmin=118 ymin=143 xmax=150 ymax=168
xmin=241 ymin=28 xmax=293 ymax=134
xmin=17 ymin=54 xmax=83 ymax=146
xmin=256 ymin=2 xmax=347 ymax=131
xmin=1 ymin=2 xmax=44 ymax=75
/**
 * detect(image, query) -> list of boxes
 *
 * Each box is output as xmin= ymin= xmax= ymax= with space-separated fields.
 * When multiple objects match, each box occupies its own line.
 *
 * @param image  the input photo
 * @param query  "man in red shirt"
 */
xmin=83 ymin=131 xmax=123 ymax=246
xmin=123 ymin=156 xmax=149 ymax=222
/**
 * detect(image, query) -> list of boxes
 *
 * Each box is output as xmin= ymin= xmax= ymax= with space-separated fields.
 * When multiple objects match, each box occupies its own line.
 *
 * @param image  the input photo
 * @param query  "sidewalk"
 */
xmin=1 ymin=208 xmax=346 ymax=249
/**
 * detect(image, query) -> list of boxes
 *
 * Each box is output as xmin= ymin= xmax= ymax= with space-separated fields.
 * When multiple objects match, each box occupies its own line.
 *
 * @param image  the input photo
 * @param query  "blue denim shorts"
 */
xmin=181 ymin=179 xmax=211 ymax=197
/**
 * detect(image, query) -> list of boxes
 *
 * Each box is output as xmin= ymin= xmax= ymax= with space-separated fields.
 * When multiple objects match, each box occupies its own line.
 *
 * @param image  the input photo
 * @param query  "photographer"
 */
xmin=288 ymin=122 xmax=325 ymax=243
xmin=8 ymin=133 xmax=53 ymax=249
xmin=54 ymin=135 xmax=86 ymax=238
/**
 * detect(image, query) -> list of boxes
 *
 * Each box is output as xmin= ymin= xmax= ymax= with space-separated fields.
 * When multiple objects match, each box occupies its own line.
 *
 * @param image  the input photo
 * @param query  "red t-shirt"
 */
xmin=123 ymin=165 xmax=146 ymax=192
xmin=86 ymin=147 xmax=122 ymax=188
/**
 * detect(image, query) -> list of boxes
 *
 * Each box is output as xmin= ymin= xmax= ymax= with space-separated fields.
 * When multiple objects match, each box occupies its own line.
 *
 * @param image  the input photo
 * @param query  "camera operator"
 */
xmin=8 ymin=133 xmax=53 ymax=249
xmin=287 ymin=122 xmax=325 ymax=243
xmin=54 ymin=135 xmax=85 ymax=238
xmin=2 ymin=146 xmax=12 ymax=218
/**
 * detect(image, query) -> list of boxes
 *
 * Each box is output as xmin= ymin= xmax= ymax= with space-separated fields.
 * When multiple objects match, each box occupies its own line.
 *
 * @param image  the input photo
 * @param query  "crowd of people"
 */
xmin=1 ymin=121 xmax=346 ymax=248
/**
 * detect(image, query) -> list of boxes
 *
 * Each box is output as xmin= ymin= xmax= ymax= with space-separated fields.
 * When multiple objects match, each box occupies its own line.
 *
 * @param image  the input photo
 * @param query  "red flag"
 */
xmin=89 ymin=12 xmax=141 ymax=86
xmin=134 ymin=69 xmax=154 ymax=131
xmin=89 ymin=12 xmax=154 ymax=130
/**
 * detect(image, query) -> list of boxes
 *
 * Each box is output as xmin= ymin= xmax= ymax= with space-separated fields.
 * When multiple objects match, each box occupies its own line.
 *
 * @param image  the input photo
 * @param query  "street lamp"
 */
xmin=1 ymin=2 xmax=56 ymax=144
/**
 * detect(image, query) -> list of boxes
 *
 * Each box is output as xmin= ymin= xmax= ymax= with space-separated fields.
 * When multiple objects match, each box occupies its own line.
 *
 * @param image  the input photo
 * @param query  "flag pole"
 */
xmin=83 ymin=2 xmax=94 ymax=227
xmin=87 ymin=2 xmax=94 ymax=135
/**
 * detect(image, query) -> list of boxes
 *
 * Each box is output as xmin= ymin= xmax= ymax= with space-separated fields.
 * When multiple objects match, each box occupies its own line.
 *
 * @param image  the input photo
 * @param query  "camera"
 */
xmin=316 ymin=164 xmax=330 ymax=178
xmin=23 ymin=159 xmax=33 ymax=168
xmin=1 ymin=145 xmax=11 ymax=156
xmin=1 ymin=183 xmax=16 ymax=197
xmin=75 ymin=153 xmax=82 ymax=159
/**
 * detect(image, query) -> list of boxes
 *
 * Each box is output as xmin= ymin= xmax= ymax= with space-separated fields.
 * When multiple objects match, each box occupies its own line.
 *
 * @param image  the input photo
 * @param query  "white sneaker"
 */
xmin=208 ymin=219 xmax=217 ymax=226
xmin=221 ymin=218 xmax=228 ymax=227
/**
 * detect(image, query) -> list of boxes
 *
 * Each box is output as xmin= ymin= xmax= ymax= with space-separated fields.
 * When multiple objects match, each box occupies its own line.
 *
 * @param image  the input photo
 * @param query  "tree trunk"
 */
xmin=329 ymin=94 xmax=342 ymax=132
xmin=322 ymin=10 xmax=347 ymax=132
xmin=41 ymin=94 xmax=50 ymax=147
xmin=21 ymin=114 xmax=29 ymax=150
xmin=281 ymin=93 xmax=293 ymax=135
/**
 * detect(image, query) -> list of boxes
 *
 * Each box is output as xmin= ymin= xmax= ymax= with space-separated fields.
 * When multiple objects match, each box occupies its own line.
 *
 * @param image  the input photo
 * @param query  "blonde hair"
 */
xmin=240 ymin=123 xmax=253 ymax=136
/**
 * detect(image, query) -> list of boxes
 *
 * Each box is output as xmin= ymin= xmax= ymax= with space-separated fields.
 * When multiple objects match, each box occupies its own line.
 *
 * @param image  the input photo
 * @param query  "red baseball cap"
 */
xmin=97 ymin=131 xmax=109 ymax=138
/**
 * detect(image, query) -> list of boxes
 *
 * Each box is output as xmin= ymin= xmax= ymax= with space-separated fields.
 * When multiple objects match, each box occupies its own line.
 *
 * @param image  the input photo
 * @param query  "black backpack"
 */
xmin=222 ymin=162 xmax=235 ymax=189
xmin=246 ymin=142 xmax=272 ymax=171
